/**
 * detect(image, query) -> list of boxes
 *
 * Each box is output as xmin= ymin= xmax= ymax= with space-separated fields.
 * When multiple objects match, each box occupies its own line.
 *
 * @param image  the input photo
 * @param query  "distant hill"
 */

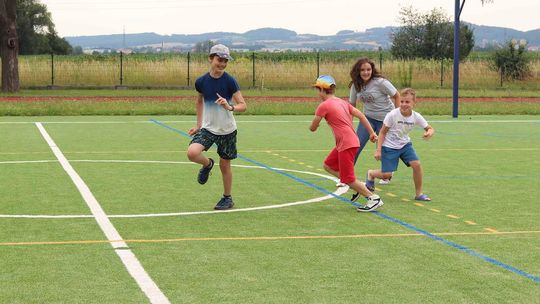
xmin=65 ymin=24 xmax=540 ymax=52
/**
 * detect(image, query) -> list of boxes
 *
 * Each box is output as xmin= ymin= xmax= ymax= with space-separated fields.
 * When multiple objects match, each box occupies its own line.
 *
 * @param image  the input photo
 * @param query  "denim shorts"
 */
xmin=381 ymin=142 xmax=419 ymax=173
xmin=190 ymin=128 xmax=237 ymax=160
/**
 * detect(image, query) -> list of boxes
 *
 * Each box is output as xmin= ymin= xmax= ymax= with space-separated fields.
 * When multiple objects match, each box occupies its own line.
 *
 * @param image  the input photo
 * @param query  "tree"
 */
xmin=194 ymin=40 xmax=215 ymax=53
xmin=391 ymin=6 xmax=474 ymax=60
xmin=0 ymin=0 xmax=19 ymax=92
xmin=492 ymin=39 xmax=530 ymax=81
xmin=16 ymin=0 xmax=71 ymax=55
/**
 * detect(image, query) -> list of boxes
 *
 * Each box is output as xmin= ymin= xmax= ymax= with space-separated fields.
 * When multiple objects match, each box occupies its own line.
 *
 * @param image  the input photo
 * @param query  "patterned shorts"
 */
xmin=190 ymin=128 xmax=237 ymax=160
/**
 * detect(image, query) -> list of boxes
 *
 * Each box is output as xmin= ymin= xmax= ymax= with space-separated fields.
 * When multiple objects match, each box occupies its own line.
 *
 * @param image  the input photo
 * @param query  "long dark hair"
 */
xmin=349 ymin=58 xmax=383 ymax=91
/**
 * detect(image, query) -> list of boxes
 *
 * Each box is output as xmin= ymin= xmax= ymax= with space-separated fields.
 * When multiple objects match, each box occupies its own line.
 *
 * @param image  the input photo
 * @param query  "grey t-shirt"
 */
xmin=349 ymin=77 xmax=397 ymax=121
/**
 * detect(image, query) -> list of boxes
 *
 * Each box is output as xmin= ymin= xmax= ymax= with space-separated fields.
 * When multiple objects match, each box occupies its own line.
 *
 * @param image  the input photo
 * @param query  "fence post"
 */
xmin=440 ymin=58 xmax=444 ymax=87
xmin=500 ymin=67 xmax=504 ymax=87
xmin=51 ymin=53 xmax=55 ymax=87
xmin=378 ymin=47 xmax=383 ymax=72
xmin=118 ymin=51 xmax=124 ymax=86
xmin=252 ymin=52 xmax=256 ymax=88
xmin=316 ymin=51 xmax=320 ymax=77
xmin=187 ymin=52 xmax=191 ymax=87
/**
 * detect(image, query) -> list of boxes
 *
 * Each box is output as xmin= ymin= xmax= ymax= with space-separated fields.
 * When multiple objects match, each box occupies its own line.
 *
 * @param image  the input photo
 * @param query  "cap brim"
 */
xmin=216 ymin=53 xmax=233 ymax=61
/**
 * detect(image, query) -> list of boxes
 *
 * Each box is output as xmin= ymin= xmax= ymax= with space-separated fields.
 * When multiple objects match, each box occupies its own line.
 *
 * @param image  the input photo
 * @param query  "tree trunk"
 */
xmin=0 ymin=0 xmax=19 ymax=92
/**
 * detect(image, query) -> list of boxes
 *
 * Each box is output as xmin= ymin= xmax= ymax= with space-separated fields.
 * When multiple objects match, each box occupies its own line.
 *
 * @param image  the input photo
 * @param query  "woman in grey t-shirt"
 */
xmin=349 ymin=58 xmax=401 ymax=181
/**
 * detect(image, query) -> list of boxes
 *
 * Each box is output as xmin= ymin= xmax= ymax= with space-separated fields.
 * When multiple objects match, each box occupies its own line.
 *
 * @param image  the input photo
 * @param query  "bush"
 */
xmin=492 ymin=40 xmax=531 ymax=81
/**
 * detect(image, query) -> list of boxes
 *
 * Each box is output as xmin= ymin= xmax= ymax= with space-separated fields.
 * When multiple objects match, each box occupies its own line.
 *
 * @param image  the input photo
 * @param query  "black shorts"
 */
xmin=190 ymin=128 xmax=237 ymax=160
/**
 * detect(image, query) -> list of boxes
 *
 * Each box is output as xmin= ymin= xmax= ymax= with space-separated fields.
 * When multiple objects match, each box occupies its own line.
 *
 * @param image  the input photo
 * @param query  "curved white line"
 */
xmin=0 ymin=160 xmax=348 ymax=219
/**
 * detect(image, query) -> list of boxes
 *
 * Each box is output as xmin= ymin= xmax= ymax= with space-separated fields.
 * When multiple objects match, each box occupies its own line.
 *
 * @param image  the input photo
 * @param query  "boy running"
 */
xmin=309 ymin=75 xmax=383 ymax=212
xmin=366 ymin=88 xmax=434 ymax=201
xmin=187 ymin=44 xmax=247 ymax=210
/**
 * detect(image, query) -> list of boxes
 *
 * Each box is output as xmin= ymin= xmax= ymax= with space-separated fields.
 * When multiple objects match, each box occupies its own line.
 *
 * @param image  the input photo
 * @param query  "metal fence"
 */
xmin=15 ymin=51 xmax=540 ymax=90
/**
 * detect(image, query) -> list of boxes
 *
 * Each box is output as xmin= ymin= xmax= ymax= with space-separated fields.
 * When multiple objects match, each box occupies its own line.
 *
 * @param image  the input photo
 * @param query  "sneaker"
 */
xmin=357 ymin=194 xmax=384 ymax=212
xmin=197 ymin=158 xmax=214 ymax=184
xmin=214 ymin=196 xmax=234 ymax=210
xmin=379 ymin=172 xmax=393 ymax=185
xmin=351 ymin=192 xmax=360 ymax=202
xmin=336 ymin=182 xmax=347 ymax=187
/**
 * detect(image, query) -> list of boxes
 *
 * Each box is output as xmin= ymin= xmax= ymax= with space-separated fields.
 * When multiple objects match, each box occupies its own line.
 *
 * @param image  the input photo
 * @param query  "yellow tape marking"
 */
xmin=446 ymin=214 xmax=460 ymax=219
xmin=386 ymin=193 xmax=397 ymax=197
xmin=465 ymin=221 xmax=477 ymax=225
xmin=414 ymin=202 xmax=424 ymax=207
xmin=3 ymin=230 xmax=539 ymax=247
xmin=429 ymin=208 xmax=441 ymax=213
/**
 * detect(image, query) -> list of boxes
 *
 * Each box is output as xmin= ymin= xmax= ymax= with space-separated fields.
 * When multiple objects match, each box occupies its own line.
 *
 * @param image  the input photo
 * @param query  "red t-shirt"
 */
xmin=315 ymin=97 xmax=360 ymax=151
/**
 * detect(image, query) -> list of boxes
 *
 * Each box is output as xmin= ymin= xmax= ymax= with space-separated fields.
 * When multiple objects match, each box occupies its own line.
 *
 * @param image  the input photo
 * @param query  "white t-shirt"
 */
xmin=382 ymin=108 xmax=428 ymax=149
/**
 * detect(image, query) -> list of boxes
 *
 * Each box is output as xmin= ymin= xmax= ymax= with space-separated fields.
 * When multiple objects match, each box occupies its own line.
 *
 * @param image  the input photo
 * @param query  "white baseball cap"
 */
xmin=209 ymin=44 xmax=233 ymax=60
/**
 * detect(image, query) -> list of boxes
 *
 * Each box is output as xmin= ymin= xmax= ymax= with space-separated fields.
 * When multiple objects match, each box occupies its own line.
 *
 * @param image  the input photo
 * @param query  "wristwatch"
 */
xmin=229 ymin=104 xmax=235 ymax=111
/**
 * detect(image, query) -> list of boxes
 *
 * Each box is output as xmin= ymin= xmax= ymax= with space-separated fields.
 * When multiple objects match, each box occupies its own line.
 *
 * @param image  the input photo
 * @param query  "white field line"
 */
xmin=1 ymin=119 xmax=540 ymax=124
xmin=0 ymin=161 xmax=348 ymax=218
xmin=35 ymin=123 xmax=170 ymax=304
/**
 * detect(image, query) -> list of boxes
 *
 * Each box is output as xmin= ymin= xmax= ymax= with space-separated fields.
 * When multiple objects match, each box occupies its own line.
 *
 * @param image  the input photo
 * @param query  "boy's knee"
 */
xmin=186 ymin=149 xmax=200 ymax=161
xmin=409 ymin=160 xmax=421 ymax=169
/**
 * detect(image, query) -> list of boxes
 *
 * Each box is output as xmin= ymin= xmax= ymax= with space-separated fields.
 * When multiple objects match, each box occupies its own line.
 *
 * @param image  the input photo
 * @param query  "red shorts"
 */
xmin=324 ymin=147 xmax=359 ymax=184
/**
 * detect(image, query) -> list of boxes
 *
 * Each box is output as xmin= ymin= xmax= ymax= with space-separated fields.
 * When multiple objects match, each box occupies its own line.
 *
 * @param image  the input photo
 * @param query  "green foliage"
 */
xmin=193 ymin=40 xmax=216 ymax=53
xmin=492 ymin=40 xmax=531 ymax=81
xmin=391 ymin=6 xmax=474 ymax=60
xmin=396 ymin=62 xmax=414 ymax=87
xmin=15 ymin=0 xmax=72 ymax=54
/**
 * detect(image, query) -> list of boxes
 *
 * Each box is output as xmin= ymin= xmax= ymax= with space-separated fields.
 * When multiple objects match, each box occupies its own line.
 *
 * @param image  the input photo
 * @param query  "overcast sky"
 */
xmin=40 ymin=0 xmax=539 ymax=37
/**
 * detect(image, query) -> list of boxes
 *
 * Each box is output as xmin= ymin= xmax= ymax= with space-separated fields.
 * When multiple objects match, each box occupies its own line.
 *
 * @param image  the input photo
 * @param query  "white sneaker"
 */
xmin=357 ymin=194 xmax=384 ymax=212
xmin=379 ymin=172 xmax=394 ymax=185
xmin=336 ymin=182 xmax=346 ymax=187
xmin=379 ymin=179 xmax=391 ymax=185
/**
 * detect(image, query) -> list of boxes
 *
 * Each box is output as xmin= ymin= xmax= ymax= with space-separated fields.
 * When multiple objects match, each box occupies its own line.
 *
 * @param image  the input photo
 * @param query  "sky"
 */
xmin=40 ymin=0 xmax=539 ymax=37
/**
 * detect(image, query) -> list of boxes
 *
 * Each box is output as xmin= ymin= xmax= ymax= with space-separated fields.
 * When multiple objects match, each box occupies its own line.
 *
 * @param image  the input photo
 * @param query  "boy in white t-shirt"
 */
xmin=366 ymin=88 xmax=434 ymax=201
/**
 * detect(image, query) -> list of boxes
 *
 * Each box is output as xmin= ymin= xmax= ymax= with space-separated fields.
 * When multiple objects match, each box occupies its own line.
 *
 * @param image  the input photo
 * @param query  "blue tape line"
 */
xmin=150 ymin=119 xmax=540 ymax=283
xmin=149 ymin=119 xmax=363 ymax=208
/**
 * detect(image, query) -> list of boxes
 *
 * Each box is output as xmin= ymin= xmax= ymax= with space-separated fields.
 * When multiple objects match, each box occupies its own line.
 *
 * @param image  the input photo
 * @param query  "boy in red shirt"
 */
xmin=309 ymin=75 xmax=383 ymax=212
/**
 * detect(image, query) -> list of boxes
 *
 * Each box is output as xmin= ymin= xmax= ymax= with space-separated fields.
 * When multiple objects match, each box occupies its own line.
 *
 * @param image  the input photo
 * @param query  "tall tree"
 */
xmin=390 ymin=6 xmax=474 ymax=60
xmin=0 ymin=0 xmax=19 ymax=92
xmin=16 ymin=0 xmax=71 ymax=55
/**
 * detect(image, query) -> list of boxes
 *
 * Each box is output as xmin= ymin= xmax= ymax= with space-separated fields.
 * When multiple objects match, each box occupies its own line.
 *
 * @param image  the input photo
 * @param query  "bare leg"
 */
xmin=323 ymin=164 xmax=340 ymax=179
xmin=187 ymin=143 xmax=211 ymax=167
xmin=220 ymin=158 xmax=232 ymax=196
xmin=347 ymin=179 xmax=373 ymax=197
xmin=368 ymin=169 xmax=393 ymax=181
xmin=410 ymin=160 xmax=423 ymax=197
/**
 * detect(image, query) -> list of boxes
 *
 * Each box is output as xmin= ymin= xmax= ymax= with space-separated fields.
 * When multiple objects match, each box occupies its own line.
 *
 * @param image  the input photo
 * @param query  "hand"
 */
xmin=423 ymin=129 xmax=434 ymax=140
xmin=215 ymin=93 xmax=231 ymax=110
xmin=188 ymin=127 xmax=199 ymax=136
xmin=374 ymin=150 xmax=381 ymax=161
xmin=369 ymin=133 xmax=378 ymax=143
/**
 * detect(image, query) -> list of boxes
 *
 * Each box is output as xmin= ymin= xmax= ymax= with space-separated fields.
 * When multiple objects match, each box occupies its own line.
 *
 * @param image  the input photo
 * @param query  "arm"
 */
xmin=188 ymin=94 xmax=204 ymax=136
xmin=423 ymin=125 xmax=434 ymax=140
xmin=351 ymin=107 xmax=377 ymax=142
xmin=309 ymin=116 xmax=323 ymax=132
xmin=391 ymin=90 xmax=401 ymax=108
xmin=349 ymin=86 xmax=358 ymax=107
xmin=231 ymin=91 xmax=247 ymax=112
xmin=374 ymin=125 xmax=389 ymax=161
xmin=216 ymin=91 xmax=247 ymax=112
